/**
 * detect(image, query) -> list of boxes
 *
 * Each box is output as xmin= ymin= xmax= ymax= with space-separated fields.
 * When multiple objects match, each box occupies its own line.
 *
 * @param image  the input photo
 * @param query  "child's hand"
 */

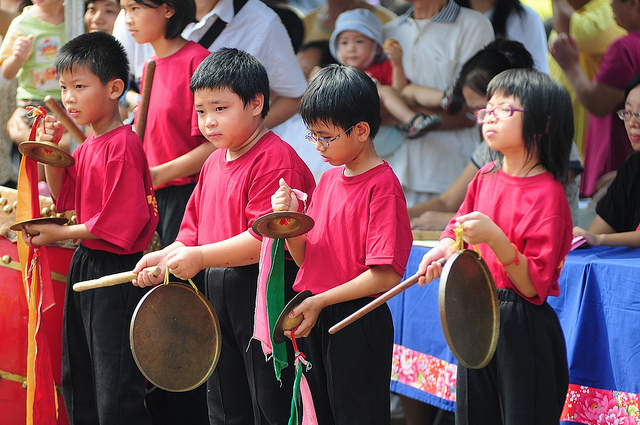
xmin=21 ymin=223 xmax=65 ymax=246
xmin=383 ymin=39 xmax=403 ymax=67
xmin=271 ymin=178 xmax=299 ymax=212
xmin=165 ymin=246 xmax=204 ymax=280
xmin=456 ymin=212 xmax=502 ymax=246
xmin=573 ymin=226 xmax=600 ymax=246
xmin=11 ymin=34 xmax=34 ymax=62
xmin=133 ymin=251 xmax=167 ymax=287
xmin=283 ymin=295 xmax=323 ymax=338
xmin=37 ymin=115 xmax=64 ymax=145
xmin=417 ymin=238 xmax=454 ymax=286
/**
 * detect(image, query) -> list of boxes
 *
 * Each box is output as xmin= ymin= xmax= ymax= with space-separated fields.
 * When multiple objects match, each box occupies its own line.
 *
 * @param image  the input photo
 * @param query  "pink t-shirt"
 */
xmin=581 ymin=30 xmax=640 ymax=196
xmin=140 ymin=41 xmax=210 ymax=189
xmin=293 ymin=161 xmax=412 ymax=295
xmin=176 ymin=131 xmax=316 ymax=246
xmin=442 ymin=164 xmax=572 ymax=305
xmin=56 ymin=125 xmax=158 ymax=254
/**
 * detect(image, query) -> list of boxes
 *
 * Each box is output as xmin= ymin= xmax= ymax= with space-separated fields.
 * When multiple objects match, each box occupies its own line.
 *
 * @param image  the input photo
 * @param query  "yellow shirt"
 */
xmin=548 ymin=0 xmax=626 ymax=156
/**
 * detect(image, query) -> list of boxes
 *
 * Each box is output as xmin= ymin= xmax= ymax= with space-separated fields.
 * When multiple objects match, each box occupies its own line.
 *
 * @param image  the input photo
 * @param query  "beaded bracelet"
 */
xmin=497 ymin=243 xmax=520 ymax=267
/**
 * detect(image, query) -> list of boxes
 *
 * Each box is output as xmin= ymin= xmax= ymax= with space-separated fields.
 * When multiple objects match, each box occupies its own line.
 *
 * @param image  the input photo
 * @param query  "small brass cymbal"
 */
xmin=10 ymin=216 xmax=70 ymax=236
xmin=19 ymin=141 xmax=74 ymax=168
xmin=272 ymin=290 xmax=313 ymax=344
xmin=252 ymin=211 xmax=314 ymax=239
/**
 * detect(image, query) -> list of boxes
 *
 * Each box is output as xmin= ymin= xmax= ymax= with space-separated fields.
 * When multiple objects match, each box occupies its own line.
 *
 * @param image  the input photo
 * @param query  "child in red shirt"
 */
xmin=28 ymin=32 xmax=158 ymax=425
xmin=133 ymin=48 xmax=316 ymax=425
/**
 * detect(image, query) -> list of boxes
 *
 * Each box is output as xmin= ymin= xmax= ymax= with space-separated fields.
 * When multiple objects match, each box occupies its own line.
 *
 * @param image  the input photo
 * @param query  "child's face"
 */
xmin=59 ymin=67 xmax=119 ymax=128
xmin=194 ymin=87 xmax=264 ymax=153
xmin=85 ymin=0 xmax=121 ymax=33
xmin=623 ymin=85 xmax=640 ymax=152
xmin=306 ymin=120 xmax=364 ymax=167
xmin=462 ymin=86 xmax=488 ymax=113
xmin=121 ymin=1 xmax=172 ymax=45
xmin=480 ymin=91 xmax=525 ymax=156
xmin=337 ymin=30 xmax=378 ymax=70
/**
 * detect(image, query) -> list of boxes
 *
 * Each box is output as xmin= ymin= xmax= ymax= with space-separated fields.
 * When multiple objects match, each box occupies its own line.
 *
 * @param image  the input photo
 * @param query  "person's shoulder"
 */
xmin=372 ymin=5 xmax=398 ymax=23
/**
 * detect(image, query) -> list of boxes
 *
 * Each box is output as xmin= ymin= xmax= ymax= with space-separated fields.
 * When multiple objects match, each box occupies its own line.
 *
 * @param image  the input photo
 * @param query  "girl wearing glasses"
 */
xmin=573 ymin=73 xmax=640 ymax=247
xmin=417 ymin=69 xmax=573 ymax=425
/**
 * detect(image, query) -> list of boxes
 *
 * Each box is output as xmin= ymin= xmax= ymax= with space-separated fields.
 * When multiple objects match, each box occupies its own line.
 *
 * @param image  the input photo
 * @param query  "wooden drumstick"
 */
xmin=328 ymin=258 xmax=446 ymax=334
xmin=73 ymin=266 xmax=161 ymax=292
xmin=135 ymin=59 xmax=156 ymax=141
xmin=44 ymin=95 xmax=86 ymax=143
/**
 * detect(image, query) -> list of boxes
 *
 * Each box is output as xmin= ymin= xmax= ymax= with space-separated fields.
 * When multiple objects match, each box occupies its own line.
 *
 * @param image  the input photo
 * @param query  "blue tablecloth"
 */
xmin=389 ymin=245 xmax=640 ymax=421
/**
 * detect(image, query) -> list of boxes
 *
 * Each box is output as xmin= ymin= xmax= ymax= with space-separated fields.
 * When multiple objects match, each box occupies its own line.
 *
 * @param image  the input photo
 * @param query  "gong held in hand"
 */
xmin=329 ymin=224 xmax=500 ymax=369
xmin=18 ymin=103 xmax=75 ymax=168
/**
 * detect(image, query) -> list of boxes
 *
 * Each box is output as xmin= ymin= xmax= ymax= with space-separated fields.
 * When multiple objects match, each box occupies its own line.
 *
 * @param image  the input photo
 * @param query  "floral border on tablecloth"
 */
xmin=390 ymin=344 xmax=457 ymax=402
xmin=561 ymin=384 xmax=639 ymax=425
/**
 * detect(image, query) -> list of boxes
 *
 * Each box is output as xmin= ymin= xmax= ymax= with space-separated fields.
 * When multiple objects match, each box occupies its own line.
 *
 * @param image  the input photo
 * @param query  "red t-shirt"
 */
xmin=293 ymin=161 xmax=413 ymax=295
xmin=441 ymin=164 xmax=572 ymax=305
xmin=364 ymin=59 xmax=393 ymax=86
xmin=176 ymin=131 xmax=316 ymax=246
xmin=140 ymin=41 xmax=210 ymax=189
xmin=56 ymin=125 xmax=158 ymax=254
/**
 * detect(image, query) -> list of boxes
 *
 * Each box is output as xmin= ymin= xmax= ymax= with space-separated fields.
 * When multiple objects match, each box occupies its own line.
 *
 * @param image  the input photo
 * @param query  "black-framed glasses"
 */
xmin=617 ymin=109 xmax=640 ymax=121
xmin=305 ymin=126 xmax=354 ymax=148
xmin=475 ymin=104 xmax=524 ymax=124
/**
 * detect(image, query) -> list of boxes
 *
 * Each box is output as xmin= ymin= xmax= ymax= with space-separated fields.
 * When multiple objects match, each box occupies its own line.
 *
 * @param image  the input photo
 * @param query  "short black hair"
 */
xmin=129 ymin=0 xmax=195 ymax=39
xmin=190 ymin=48 xmax=270 ymax=119
xmin=300 ymin=64 xmax=381 ymax=138
xmin=457 ymin=39 xmax=534 ymax=96
xmin=55 ymin=32 xmax=129 ymax=86
xmin=487 ymin=68 xmax=573 ymax=182
xmin=625 ymin=73 xmax=640 ymax=98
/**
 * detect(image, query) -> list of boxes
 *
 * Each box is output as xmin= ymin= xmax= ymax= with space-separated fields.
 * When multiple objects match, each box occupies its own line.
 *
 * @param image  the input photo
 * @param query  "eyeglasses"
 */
xmin=305 ymin=126 xmax=354 ymax=148
xmin=617 ymin=109 xmax=640 ymax=121
xmin=475 ymin=104 xmax=524 ymax=124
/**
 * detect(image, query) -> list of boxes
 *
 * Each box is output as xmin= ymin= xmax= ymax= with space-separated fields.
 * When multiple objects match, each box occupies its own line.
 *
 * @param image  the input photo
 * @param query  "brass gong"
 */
xmin=10 ymin=216 xmax=70 ymax=235
xmin=438 ymin=249 xmax=500 ymax=369
xmin=130 ymin=282 xmax=221 ymax=392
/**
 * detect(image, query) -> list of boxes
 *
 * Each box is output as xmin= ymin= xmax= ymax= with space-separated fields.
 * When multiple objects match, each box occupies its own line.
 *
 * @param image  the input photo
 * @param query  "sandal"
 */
xmin=405 ymin=113 xmax=443 ymax=139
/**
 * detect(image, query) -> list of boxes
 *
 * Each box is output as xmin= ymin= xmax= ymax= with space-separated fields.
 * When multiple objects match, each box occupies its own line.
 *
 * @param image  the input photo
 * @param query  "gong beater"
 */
xmin=329 ymin=231 xmax=499 ymax=369
xmin=73 ymin=267 xmax=222 ymax=391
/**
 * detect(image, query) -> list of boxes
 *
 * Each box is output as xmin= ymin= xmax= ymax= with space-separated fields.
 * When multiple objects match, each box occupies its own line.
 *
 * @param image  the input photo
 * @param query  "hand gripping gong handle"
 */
xmin=73 ymin=266 xmax=161 ymax=292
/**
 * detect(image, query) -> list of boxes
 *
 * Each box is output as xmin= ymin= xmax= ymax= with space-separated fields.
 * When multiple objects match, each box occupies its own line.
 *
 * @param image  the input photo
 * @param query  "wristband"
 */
xmin=497 ymin=243 xmax=520 ymax=267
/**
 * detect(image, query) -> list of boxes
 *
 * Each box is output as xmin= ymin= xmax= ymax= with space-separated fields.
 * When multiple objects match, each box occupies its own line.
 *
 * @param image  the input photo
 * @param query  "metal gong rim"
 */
xmin=130 ymin=282 xmax=221 ymax=392
xmin=10 ymin=216 xmax=69 ymax=233
xmin=438 ymin=249 xmax=500 ymax=369
xmin=252 ymin=211 xmax=315 ymax=239
xmin=272 ymin=289 xmax=313 ymax=344
xmin=18 ymin=141 xmax=75 ymax=168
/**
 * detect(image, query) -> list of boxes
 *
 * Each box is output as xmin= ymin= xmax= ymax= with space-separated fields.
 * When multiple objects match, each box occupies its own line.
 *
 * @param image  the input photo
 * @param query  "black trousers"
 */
xmin=62 ymin=245 xmax=151 ymax=425
xmin=301 ymin=298 xmax=394 ymax=425
xmin=155 ymin=183 xmax=196 ymax=248
xmin=205 ymin=261 xmax=298 ymax=425
xmin=455 ymin=288 xmax=569 ymax=425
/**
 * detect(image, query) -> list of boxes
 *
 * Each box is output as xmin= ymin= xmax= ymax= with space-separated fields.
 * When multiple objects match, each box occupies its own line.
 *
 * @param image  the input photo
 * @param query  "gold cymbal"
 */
xmin=10 ymin=216 xmax=70 ymax=235
xmin=252 ymin=211 xmax=314 ymax=239
xmin=19 ymin=141 xmax=74 ymax=168
xmin=272 ymin=290 xmax=313 ymax=344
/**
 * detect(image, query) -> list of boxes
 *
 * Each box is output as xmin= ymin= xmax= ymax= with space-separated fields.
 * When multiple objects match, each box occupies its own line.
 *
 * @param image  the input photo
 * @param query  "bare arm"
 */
xmin=150 ymin=142 xmax=216 ymax=188
xmin=385 ymin=41 xmax=407 ymax=92
xmin=264 ymin=95 xmax=301 ymax=129
xmin=573 ymin=214 xmax=640 ymax=247
xmin=552 ymin=0 xmax=575 ymax=35
xmin=549 ymin=33 xmax=624 ymax=116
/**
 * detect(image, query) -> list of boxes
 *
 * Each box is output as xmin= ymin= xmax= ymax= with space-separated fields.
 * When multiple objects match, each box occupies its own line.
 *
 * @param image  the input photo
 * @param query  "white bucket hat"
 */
xmin=329 ymin=9 xmax=385 ymax=66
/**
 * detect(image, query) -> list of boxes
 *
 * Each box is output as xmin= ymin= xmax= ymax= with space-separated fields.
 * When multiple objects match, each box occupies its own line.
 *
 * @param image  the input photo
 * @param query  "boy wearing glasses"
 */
xmin=271 ymin=64 xmax=413 ymax=423
xmin=132 ymin=48 xmax=316 ymax=424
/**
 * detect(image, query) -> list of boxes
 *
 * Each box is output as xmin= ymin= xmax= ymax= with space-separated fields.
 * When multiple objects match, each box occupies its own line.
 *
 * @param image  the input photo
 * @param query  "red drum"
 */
xmin=0 ymin=237 xmax=73 ymax=425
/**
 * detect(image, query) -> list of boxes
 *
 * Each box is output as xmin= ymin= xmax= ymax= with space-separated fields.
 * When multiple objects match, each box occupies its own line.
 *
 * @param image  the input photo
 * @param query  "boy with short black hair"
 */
xmin=271 ymin=64 xmax=413 ymax=423
xmin=133 ymin=47 xmax=317 ymax=424
xmin=28 ymin=31 xmax=158 ymax=424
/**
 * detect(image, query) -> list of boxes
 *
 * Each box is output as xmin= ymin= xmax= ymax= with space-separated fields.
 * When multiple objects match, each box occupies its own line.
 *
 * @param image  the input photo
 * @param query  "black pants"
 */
xmin=205 ymin=262 xmax=298 ymax=425
xmin=301 ymin=298 xmax=394 ymax=425
xmin=155 ymin=183 xmax=196 ymax=248
xmin=62 ymin=245 xmax=151 ymax=425
xmin=455 ymin=288 xmax=569 ymax=425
